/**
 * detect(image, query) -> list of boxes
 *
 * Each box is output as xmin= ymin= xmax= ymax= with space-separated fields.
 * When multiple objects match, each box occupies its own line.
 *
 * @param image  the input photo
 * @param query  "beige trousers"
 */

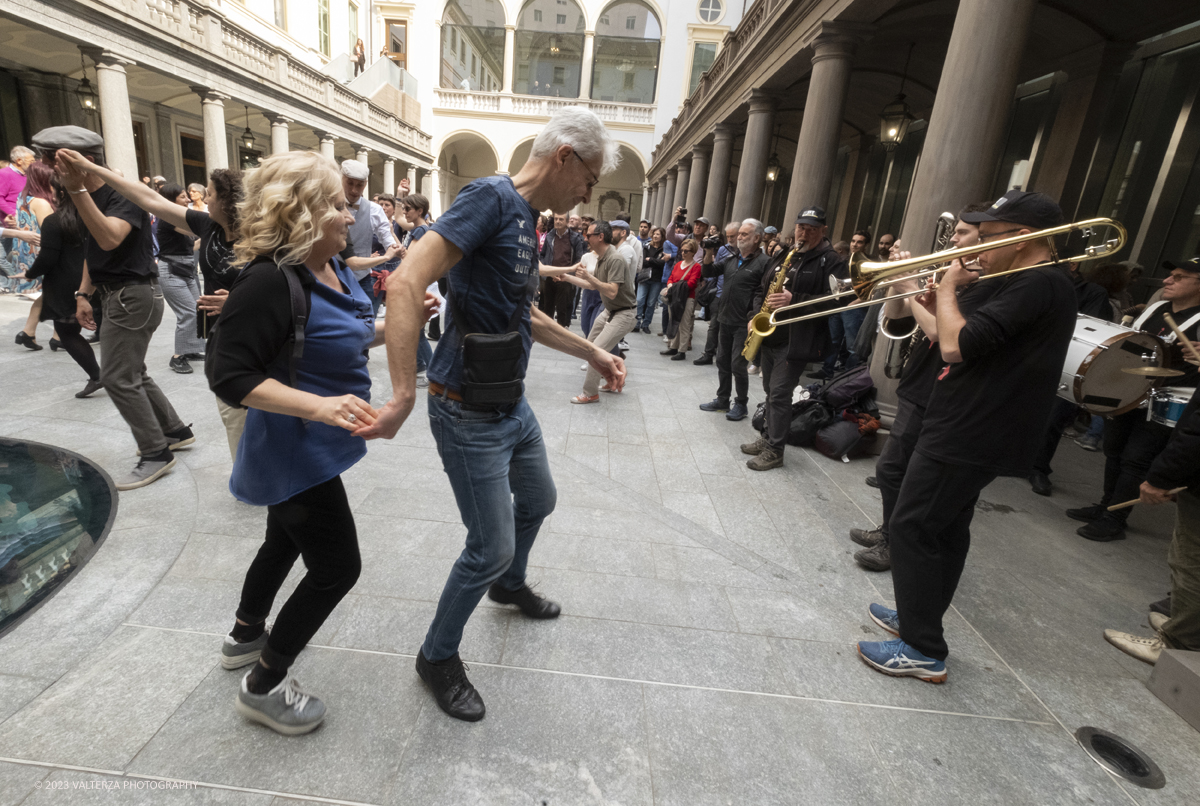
xmin=216 ymin=397 xmax=248 ymax=461
xmin=583 ymin=308 xmax=636 ymax=396
xmin=668 ymin=297 xmax=697 ymax=353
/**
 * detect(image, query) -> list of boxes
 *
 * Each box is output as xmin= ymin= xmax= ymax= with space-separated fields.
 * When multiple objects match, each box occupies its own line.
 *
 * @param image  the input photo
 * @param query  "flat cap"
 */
xmin=340 ymin=159 xmax=369 ymax=180
xmin=31 ymin=125 xmax=104 ymax=156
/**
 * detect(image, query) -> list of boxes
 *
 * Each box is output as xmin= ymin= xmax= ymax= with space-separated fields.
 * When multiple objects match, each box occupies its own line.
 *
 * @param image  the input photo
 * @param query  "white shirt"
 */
xmin=346 ymin=196 xmax=397 ymax=280
xmin=627 ymin=233 xmax=643 ymax=269
xmin=615 ymin=239 xmax=635 ymax=271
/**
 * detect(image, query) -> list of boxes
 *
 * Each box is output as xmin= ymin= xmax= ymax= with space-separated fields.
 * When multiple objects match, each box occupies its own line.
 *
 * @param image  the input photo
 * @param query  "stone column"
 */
xmin=315 ymin=131 xmax=337 ymax=160
xmin=672 ymin=159 xmax=691 ymax=216
xmin=266 ymin=113 xmax=291 ymax=155
xmin=406 ymin=164 xmax=418 ymax=195
xmin=382 ymin=159 xmax=395 ymax=195
xmin=193 ymin=86 xmax=230 ymax=172
xmin=705 ymin=123 xmax=736 ymax=226
xmin=86 ymin=51 xmax=138 ymax=179
xmin=425 ymin=167 xmax=442 ymax=216
xmin=657 ymin=177 xmax=670 ymax=225
xmin=899 ymin=0 xmax=1038 ymax=249
xmin=646 ymin=185 xmax=657 ymax=225
xmin=730 ymin=90 xmax=776 ymax=223
xmin=783 ymin=23 xmax=870 ymax=226
xmin=686 ymin=145 xmax=710 ymax=221
xmin=581 ymin=32 xmax=595 ymax=99
xmin=662 ymin=168 xmax=678 ymax=222
xmin=503 ymin=26 xmax=516 ymax=94
xmin=355 ymin=145 xmax=370 ymax=165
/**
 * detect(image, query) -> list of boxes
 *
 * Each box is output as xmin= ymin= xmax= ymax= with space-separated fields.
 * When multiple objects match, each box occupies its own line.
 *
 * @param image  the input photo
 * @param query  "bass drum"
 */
xmin=1059 ymin=315 xmax=1165 ymax=415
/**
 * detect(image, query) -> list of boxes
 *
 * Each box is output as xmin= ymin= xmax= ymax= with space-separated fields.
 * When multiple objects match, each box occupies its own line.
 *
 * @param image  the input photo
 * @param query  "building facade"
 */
xmin=0 ymin=0 xmax=434 ymax=198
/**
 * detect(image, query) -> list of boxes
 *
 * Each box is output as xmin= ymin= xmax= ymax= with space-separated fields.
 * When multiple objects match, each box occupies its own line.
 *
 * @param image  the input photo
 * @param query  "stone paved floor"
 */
xmin=0 ymin=295 xmax=1197 ymax=805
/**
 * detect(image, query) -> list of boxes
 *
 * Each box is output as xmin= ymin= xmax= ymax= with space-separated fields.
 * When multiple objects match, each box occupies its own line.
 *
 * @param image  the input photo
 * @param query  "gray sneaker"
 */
xmin=416 ymin=371 xmax=429 ymax=389
xmin=221 ymin=632 xmax=269 ymax=670
xmin=849 ymin=527 xmax=885 ymax=547
xmin=114 ymin=454 xmax=176 ymax=490
xmin=854 ymin=541 xmax=891 ymax=572
xmin=235 ymin=674 xmax=326 ymax=735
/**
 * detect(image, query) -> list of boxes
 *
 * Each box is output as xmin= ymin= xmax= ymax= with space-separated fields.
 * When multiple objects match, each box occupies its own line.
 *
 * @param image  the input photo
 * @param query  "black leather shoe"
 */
xmin=1077 ymin=516 xmax=1126 ymax=542
xmin=660 ymin=348 xmax=678 ymax=356
xmin=699 ymin=398 xmax=729 ymax=413
xmin=1066 ymin=504 xmax=1105 ymax=522
xmin=671 ymin=352 xmax=687 ymax=361
xmin=49 ymin=338 xmax=62 ymax=352
xmin=806 ymin=370 xmax=828 ymax=380
xmin=865 ymin=476 xmax=879 ymax=488
xmin=75 ymin=378 xmax=103 ymax=399
xmin=693 ymin=355 xmax=713 ymax=365
xmin=416 ymin=650 xmax=485 ymax=722
xmin=487 ymin=582 xmax=561 ymax=619
xmin=15 ymin=332 xmax=42 ymax=351
xmin=1029 ymin=472 xmax=1052 ymax=496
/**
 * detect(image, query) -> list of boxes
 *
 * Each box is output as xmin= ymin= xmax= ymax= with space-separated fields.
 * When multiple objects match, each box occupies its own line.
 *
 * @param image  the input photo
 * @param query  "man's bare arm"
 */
xmin=530 ymin=307 xmax=626 ymax=391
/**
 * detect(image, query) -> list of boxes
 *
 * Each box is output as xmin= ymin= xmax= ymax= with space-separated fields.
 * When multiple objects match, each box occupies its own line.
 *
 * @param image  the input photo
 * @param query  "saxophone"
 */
xmin=742 ymin=247 xmax=797 ymax=362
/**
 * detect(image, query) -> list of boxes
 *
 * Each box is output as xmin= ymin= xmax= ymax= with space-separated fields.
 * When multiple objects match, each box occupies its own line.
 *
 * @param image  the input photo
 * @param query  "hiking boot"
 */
xmin=221 ymin=632 xmax=269 ymax=670
xmin=235 ymin=673 xmax=326 ymax=735
xmin=849 ymin=527 xmax=884 ymax=547
xmin=857 ymin=639 xmax=946 ymax=683
xmin=1077 ymin=515 xmax=1126 ymax=542
xmin=1103 ymin=630 xmax=1163 ymax=665
xmin=487 ymin=582 xmax=561 ymax=619
xmin=114 ymin=452 xmax=176 ymax=490
xmin=726 ymin=402 xmax=748 ymax=421
xmin=699 ymin=398 xmax=729 ymax=413
xmin=741 ymin=436 xmax=768 ymax=455
xmin=746 ymin=446 xmax=783 ymax=471
xmin=855 ymin=541 xmax=891 ymax=572
xmin=1066 ymin=504 xmax=1106 ymax=522
xmin=416 ymin=650 xmax=485 ymax=722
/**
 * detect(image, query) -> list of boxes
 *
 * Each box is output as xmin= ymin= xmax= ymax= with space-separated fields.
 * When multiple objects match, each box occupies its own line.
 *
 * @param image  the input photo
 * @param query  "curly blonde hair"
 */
xmin=233 ymin=151 xmax=344 ymax=269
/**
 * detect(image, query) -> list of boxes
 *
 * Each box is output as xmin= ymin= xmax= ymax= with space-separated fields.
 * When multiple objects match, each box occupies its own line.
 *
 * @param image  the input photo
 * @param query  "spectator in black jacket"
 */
xmin=1104 ymin=381 xmax=1200 ymax=664
xmin=741 ymin=207 xmax=844 ymax=471
xmin=697 ymin=219 xmax=771 ymax=421
xmin=636 ymin=226 xmax=669 ymax=333
xmin=1028 ymin=262 xmax=1114 ymax=496
xmin=537 ymin=213 xmax=585 ymax=327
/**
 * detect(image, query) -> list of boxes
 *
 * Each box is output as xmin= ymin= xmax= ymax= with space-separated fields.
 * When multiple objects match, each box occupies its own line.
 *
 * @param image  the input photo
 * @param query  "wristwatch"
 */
xmin=74 ymin=291 xmax=91 ymax=299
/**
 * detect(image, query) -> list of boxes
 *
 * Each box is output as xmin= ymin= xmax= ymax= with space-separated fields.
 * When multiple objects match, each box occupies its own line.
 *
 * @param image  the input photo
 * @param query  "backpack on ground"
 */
xmin=787 ymin=399 xmax=836 ymax=447
xmin=815 ymin=419 xmax=863 ymax=462
xmin=816 ymin=364 xmax=874 ymax=411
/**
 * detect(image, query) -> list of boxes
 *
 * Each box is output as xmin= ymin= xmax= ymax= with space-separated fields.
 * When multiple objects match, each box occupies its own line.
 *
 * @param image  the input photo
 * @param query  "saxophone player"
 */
xmin=741 ymin=207 xmax=845 ymax=471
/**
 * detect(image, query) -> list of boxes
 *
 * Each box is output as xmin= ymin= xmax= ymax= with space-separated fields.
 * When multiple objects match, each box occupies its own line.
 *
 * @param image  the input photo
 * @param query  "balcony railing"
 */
xmin=434 ymin=88 xmax=655 ymax=126
xmin=99 ymin=0 xmax=431 ymax=154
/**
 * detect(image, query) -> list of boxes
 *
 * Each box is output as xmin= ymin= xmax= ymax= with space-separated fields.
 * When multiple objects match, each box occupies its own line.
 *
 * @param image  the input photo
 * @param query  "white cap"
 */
xmin=340 ymin=159 xmax=368 ymax=181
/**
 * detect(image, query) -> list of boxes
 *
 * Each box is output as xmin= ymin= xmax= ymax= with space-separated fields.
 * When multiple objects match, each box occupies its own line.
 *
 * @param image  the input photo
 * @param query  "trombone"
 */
xmin=753 ymin=217 xmax=1127 ymax=335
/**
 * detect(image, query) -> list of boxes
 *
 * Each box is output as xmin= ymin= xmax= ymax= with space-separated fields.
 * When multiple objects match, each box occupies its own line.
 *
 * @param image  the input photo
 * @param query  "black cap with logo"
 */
xmin=1162 ymin=257 xmax=1200 ymax=274
xmin=960 ymin=189 xmax=1063 ymax=229
xmin=796 ymin=206 xmax=826 ymax=226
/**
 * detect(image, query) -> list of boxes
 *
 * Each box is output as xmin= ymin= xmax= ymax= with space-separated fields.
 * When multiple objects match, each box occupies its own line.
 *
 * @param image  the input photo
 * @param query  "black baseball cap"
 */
xmin=961 ymin=189 xmax=1063 ymax=229
xmin=1162 ymin=257 xmax=1200 ymax=273
xmin=796 ymin=206 xmax=826 ymax=226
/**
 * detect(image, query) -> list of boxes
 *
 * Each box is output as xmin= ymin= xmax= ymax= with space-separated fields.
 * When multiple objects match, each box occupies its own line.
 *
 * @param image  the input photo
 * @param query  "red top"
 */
xmin=667 ymin=261 xmax=703 ymax=297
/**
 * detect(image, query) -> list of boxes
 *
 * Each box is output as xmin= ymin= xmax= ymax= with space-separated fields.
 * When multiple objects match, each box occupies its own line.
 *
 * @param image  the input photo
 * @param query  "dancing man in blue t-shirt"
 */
xmin=357 ymin=107 xmax=626 ymax=721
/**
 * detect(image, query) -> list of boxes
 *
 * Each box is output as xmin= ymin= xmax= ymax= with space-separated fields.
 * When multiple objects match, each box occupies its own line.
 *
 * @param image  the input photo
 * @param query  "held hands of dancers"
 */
xmin=315 ymin=394 xmax=378 ymax=432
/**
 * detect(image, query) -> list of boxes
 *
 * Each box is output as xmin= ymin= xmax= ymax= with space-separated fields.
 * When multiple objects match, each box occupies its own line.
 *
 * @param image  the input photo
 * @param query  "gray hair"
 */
xmin=741 ymin=218 xmax=765 ymax=237
xmin=340 ymin=159 xmax=369 ymax=181
xmin=530 ymin=106 xmax=621 ymax=175
xmin=10 ymin=146 xmax=33 ymax=162
xmin=724 ymin=221 xmax=740 ymax=234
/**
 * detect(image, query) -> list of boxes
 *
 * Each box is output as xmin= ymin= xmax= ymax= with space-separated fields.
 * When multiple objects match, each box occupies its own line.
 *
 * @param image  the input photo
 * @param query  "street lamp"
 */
xmin=879 ymin=43 xmax=916 ymax=152
xmin=76 ymin=54 xmax=97 ymax=113
xmin=240 ymin=106 xmax=256 ymax=151
xmin=765 ymin=153 xmax=780 ymax=183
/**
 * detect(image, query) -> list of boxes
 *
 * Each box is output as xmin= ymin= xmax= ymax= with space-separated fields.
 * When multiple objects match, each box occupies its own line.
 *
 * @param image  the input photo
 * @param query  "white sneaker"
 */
xmin=1103 ymin=630 xmax=1163 ymax=665
xmin=1149 ymin=611 xmax=1168 ymax=633
xmin=580 ymin=362 xmax=588 ymax=371
xmin=747 ymin=364 xmax=760 ymax=375
xmin=617 ymin=339 xmax=630 ymax=351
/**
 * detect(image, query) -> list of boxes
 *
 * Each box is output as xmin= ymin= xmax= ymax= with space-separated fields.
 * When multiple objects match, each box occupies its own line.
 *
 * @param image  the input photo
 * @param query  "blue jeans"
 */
xmin=417 ymin=331 xmax=432 ymax=372
xmin=422 ymin=394 xmax=557 ymax=661
xmin=358 ymin=274 xmax=381 ymax=315
xmin=1085 ymin=415 xmax=1104 ymax=439
xmin=580 ymin=289 xmax=603 ymax=339
xmin=824 ymin=307 xmax=868 ymax=374
xmin=636 ymin=280 xmax=662 ymax=330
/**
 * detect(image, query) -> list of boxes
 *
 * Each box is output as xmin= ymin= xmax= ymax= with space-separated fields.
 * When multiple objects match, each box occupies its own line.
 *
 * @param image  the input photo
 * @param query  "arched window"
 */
xmin=515 ymin=0 xmax=586 ymax=98
xmin=591 ymin=1 xmax=660 ymax=104
xmin=441 ymin=0 xmax=506 ymax=91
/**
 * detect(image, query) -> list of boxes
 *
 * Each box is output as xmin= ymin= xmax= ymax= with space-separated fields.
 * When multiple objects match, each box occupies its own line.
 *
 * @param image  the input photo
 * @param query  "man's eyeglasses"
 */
xmin=977 ymin=228 xmax=1024 ymax=243
xmin=573 ymin=150 xmax=599 ymax=190
xmin=1165 ymin=272 xmax=1200 ymax=283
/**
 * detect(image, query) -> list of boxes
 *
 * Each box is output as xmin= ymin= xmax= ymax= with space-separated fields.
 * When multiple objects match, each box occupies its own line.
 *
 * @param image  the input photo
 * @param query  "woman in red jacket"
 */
xmin=659 ymin=238 xmax=702 ymax=360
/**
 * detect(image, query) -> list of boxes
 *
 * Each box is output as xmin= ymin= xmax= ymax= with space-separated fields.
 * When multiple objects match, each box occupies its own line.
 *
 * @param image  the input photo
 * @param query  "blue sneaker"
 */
xmin=868 ymin=603 xmax=900 ymax=637
xmin=857 ymin=639 xmax=947 ymax=683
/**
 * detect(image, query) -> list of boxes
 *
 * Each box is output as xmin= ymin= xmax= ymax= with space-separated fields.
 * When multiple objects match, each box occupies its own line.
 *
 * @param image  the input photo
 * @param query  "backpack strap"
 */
xmin=276 ymin=260 xmax=309 ymax=389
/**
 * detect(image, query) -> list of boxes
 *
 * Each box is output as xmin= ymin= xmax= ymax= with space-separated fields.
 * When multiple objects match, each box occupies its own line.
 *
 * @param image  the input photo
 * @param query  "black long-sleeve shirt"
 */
xmin=26 ymin=213 xmax=87 ymax=322
xmin=702 ymin=251 xmax=770 ymax=327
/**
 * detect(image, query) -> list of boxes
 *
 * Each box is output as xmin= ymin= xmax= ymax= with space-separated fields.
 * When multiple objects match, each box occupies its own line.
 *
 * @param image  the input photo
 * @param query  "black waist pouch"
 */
xmin=160 ymin=254 xmax=196 ymax=280
xmin=449 ymin=273 xmax=536 ymax=408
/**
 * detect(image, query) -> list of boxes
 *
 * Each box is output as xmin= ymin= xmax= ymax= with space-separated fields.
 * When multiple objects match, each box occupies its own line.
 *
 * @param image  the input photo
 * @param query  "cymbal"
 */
xmin=1121 ymin=366 xmax=1185 ymax=377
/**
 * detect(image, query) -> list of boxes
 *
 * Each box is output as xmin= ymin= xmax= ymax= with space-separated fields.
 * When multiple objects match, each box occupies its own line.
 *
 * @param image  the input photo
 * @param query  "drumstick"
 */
xmin=1163 ymin=313 xmax=1200 ymax=364
xmin=1107 ymin=487 xmax=1187 ymax=511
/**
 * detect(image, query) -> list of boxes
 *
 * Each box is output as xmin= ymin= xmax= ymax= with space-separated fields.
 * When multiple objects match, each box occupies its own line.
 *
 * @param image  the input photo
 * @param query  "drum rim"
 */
xmin=1073 ymin=331 xmax=1163 ymax=416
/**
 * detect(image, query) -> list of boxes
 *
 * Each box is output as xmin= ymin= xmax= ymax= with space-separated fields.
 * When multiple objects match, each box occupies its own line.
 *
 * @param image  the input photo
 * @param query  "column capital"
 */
xmin=676 ymin=157 xmax=691 ymax=171
xmin=383 ymin=157 xmax=396 ymax=165
xmin=264 ymin=112 xmax=293 ymax=126
xmin=809 ymin=21 xmax=873 ymax=62
xmin=505 ymin=24 xmax=516 ymax=31
xmin=666 ymin=166 xmax=678 ymax=177
xmin=745 ymin=88 xmax=778 ymax=114
xmin=691 ymin=143 xmax=712 ymax=159
xmin=712 ymin=122 xmax=737 ymax=143
xmin=81 ymin=48 xmax=134 ymax=69
xmin=351 ymin=144 xmax=370 ymax=155
xmin=191 ymin=86 xmax=230 ymax=103
xmin=313 ymin=130 xmax=338 ymax=143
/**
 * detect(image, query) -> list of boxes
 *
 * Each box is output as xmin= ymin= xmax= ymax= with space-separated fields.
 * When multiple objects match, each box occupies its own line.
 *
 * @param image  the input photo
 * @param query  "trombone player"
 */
xmin=741 ymin=206 xmax=844 ymax=471
xmin=857 ymin=190 xmax=1078 ymax=683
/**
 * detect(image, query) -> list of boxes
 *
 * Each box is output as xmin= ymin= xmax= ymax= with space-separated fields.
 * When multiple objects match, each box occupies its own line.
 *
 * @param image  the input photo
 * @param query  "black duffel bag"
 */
xmin=787 ymin=399 xmax=835 ymax=447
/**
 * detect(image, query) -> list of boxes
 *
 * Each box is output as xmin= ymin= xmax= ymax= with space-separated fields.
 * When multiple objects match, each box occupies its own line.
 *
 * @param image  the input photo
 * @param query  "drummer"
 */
xmin=1067 ymin=257 xmax=1200 ymax=541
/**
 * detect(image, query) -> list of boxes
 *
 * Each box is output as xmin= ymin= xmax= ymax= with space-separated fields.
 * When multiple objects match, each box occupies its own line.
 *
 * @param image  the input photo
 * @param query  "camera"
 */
xmin=701 ymin=234 xmax=723 ymax=250
xmin=675 ymin=207 xmax=688 ymax=226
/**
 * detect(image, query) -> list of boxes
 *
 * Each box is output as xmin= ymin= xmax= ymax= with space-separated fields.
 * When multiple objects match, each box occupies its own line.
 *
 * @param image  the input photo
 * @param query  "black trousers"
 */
xmin=1032 ymin=398 xmax=1081 ymax=476
xmin=237 ymin=475 xmax=362 ymax=669
xmin=702 ymin=316 xmax=721 ymax=358
xmin=715 ymin=321 xmax=750 ymax=405
xmin=875 ymin=397 xmax=925 ymax=542
xmin=1101 ymin=410 xmax=1174 ymax=522
xmin=890 ymin=451 xmax=997 ymax=660
xmin=54 ymin=320 xmax=100 ymax=381
xmin=538 ymin=276 xmax=575 ymax=328
xmin=759 ymin=340 xmax=804 ymax=452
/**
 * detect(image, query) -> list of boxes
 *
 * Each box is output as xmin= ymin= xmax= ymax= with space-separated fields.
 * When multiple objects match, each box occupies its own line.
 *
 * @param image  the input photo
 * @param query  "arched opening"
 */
xmin=582 ymin=143 xmax=647 ymax=220
xmin=514 ymin=0 xmax=586 ymax=98
xmin=438 ymin=131 xmax=500 ymax=209
xmin=592 ymin=1 xmax=661 ymax=103
xmin=441 ymin=0 xmax=507 ymax=91
xmin=507 ymin=138 xmax=536 ymax=175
